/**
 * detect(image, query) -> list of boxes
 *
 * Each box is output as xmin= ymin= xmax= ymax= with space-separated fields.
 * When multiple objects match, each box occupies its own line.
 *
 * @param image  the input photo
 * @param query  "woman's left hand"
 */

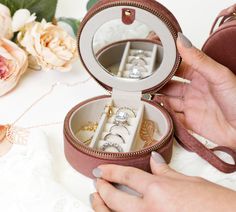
xmin=91 ymin=152 xmax=236 ymax=212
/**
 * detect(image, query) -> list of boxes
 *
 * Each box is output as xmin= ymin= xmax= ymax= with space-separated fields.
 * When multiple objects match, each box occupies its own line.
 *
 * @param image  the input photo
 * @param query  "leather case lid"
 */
xmin=77 ymin=0 xmax=182 ymax=94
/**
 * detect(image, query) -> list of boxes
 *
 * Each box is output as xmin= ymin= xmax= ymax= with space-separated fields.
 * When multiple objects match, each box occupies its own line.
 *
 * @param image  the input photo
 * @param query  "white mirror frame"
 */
xmin=79 ymin=6 xmax=177 ymax=92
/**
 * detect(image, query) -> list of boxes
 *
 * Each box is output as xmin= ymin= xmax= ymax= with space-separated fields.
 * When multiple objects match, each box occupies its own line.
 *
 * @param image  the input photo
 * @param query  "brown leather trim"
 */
xmin=64 ymin=134 xmax=173 ymax=178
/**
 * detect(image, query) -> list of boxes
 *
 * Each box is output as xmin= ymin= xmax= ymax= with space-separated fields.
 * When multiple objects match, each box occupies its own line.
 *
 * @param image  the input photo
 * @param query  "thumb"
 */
xmin=150 ymin=152 xmax=186 ymax=179
xmin=150 ymin=152 xmax=174 ymax=176
xmin=177 ymin=32 xmax=232 ymax=84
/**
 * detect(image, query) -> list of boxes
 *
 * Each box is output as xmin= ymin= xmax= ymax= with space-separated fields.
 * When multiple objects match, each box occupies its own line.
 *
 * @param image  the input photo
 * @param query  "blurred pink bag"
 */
xmin=202 ymin=4 xmax=236 ymax=74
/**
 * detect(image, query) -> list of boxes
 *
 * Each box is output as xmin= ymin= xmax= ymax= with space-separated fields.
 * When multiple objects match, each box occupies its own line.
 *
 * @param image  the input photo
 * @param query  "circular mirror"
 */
xmin=93 ymin=19 xmax=163 ymax=80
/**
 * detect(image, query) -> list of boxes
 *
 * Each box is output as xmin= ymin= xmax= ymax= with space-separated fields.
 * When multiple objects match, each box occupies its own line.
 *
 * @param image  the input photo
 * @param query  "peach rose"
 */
xmin=0 ymin=38 xmax=28 ymax=96
xmin=18 ymin=20 xmax=77 ymax=72
xmin=0 ymin=3 xmax=13 ymax=39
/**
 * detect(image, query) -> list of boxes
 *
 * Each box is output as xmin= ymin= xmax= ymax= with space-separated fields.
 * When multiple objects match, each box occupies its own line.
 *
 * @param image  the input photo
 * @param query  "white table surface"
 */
xmin=1 ymin=0 xmax=236 ymax=209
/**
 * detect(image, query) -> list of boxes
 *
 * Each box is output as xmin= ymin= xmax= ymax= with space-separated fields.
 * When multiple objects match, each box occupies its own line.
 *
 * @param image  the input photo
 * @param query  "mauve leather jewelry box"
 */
xmin=63 ymin=0 xmax=182 ymax=178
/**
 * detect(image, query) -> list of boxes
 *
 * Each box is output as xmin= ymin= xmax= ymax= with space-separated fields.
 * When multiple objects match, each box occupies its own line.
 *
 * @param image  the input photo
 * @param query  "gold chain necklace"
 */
xmin=0 ymin=77 xmax=91 ymax=145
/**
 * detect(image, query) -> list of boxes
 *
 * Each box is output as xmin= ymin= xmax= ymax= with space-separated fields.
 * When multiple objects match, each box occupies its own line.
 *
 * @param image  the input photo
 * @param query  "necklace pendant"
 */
xmin=0 ymin=125 xmax=9 ymax=142
xmin=6 ymin=125 xmax=29 ymax=145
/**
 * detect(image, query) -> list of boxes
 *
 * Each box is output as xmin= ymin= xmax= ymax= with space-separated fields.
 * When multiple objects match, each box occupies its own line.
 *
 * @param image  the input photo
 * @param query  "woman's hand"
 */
xmin=91 ymin=152 xmax=236 ymax=212
xmin=161 ymin=33 xmax=236 ymax=148
xmin=90 ymin=33 xmax=236 ymax=211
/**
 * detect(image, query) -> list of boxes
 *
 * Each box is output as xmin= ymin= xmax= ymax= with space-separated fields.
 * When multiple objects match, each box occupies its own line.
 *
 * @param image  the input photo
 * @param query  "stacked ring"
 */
xmin=116 ymin=107 xmax=136 ymax=118
xmin=130 ymin=56 xmax=147 ymax=66
xmin=109 ymin=125 xmax=130 ymax=135
xmin=100 ymin=142 xmax=124 ymax=152
xmin=133 ymin=50 xmax=149 ymax=57
xmin=114 ymin=111 xmax=129 ymax=125
xmin=104 ymin=133 xmax=126 ymax=144
xmin=128 ymin=66 xmax=147 ymax=79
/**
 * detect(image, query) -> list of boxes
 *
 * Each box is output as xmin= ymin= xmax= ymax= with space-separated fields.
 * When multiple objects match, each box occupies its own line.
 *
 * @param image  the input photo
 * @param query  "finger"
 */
xmin=93 ymin=165 xmax=156 ymax=194
xmin=175 ymin=62 xmax=195 ymax=80
xmin=91 ymin=192 xmax=111 ymax=212
xmin=159 ymin=80 xmax=189 ymax=98
xmin=150 ymin=152 xmax=186 ymax=180
xmin=162 ymin=95 xmax=185 ymax=113
xmin=95 ymin=179 xmax=143 ymax=212
xmin=175 ymin=112 xmax=186 ymax=126
xmin=177 ymin=32 xmax=233 ymax=84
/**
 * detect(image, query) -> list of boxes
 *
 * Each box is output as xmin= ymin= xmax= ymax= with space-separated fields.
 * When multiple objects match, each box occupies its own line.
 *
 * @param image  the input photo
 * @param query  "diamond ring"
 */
xmin=129 ymin=56 xmax=147 ymax=66
xmin=116 ymin=107 xmax=136 ymax=118
xmin=109 ymin=125 xmax=130 ymax=135
xmin=104 ymin=133 xmax=126 ymax=144
xmin=133 ymin=50 xmax=149 ymax=57
xmin=128 ymin=66 xmax=147 ymax=79
xmin=114 ymin=111 xmax=129 ymax=125
xmin=100 ymin=142 xmax=124 ymax=152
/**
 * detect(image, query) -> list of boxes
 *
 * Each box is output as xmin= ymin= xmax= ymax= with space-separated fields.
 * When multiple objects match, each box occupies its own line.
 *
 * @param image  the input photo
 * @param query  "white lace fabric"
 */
xmin=0 ymin=130 xmax=92 ymax=212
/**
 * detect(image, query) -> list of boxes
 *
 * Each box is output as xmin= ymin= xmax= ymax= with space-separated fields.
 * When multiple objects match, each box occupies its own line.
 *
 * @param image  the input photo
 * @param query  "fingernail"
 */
xmin=93 ymin=179 xmax=97 ymax=189
xmin=92 ymin=168 xmax=102 ymax=178
xmin=89 ymin=193 xmax=94 ymax=205
xmin=177 ymin=32 xmax=192 ymax=48
xmin=151 ymin=152 xmax=166 ymax=164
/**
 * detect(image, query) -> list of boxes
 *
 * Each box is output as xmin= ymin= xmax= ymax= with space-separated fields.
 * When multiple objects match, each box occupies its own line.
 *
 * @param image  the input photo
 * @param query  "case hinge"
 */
xmin=112 ymin=89 xmax=142 ymax=105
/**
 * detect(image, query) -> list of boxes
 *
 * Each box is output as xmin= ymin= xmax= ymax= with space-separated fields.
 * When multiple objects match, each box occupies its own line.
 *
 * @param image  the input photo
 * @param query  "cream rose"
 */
xmin=0 ymin=38 xmax=28 ymax=96
xmin=0 ymin=3 xmax=13 ymax=39
xmin=12 ymin=9 xmax=36 ymax=32
xmin=18 ymin=20 xmax=77 ymax=72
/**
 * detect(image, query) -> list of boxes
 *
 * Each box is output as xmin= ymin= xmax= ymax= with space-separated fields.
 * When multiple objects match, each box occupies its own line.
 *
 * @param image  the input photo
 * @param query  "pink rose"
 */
xmin=0 ymin=38 xmax=28 ymax=96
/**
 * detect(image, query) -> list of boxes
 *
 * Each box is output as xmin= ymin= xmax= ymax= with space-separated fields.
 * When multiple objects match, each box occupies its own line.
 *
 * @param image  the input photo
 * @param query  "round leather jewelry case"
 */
xmin=64 ymin=0 xmax=182 ymax=178
xmin=202 ymin=4 xmax=236 ymax=74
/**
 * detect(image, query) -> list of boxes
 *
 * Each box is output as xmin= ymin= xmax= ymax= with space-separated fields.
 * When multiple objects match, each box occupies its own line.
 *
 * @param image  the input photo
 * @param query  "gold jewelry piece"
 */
xmin=83 ymin=136 xmax=93 ymax=146
xmin=78 ymin=122 xmax=98 ymax=145
xmin=0 ymin=124 xmax=29 ymax=145
xmin=78 ymin=122 xmax=98 ymax=132
xmin=0 ymin=125 xmax=9 ymax=143
xmin=0 ymin=79 xmax=91 ymax=148
xmin=5 ymin=125 xmax=29 ymax=145
xmin=140 ymin=120 xmax=159 ymax=148
xmin=104 ymin=105 xmax=114 ymax=118
xmin=104 ymin=133 xmax=126 ymax=144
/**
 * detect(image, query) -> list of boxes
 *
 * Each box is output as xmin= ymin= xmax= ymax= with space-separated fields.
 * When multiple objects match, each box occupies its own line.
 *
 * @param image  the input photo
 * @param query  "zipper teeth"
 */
xmin=65 ymin=127 xmax=173 ymax=159
xmin=73 ymin=1 xmax=179 ymax=159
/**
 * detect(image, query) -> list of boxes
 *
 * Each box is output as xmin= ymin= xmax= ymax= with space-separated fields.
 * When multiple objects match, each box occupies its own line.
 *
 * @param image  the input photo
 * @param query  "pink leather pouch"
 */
xmin=64 ymin=1 xmax=236 ymax=178
xmin=64 ymin=0 xmax=181 ymax=178
xmin=202 ymin=4 xmax=236 ymax=74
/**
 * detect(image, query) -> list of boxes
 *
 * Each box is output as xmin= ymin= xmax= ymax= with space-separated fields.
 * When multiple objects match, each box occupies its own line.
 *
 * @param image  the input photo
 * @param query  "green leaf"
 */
xmin=87 ymin=0 xmax=98 ymax=11
xmin=0 ymin=0 xmax=58 ymax=21
xmin=58 ymin=17 xmax=80 ymax=36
